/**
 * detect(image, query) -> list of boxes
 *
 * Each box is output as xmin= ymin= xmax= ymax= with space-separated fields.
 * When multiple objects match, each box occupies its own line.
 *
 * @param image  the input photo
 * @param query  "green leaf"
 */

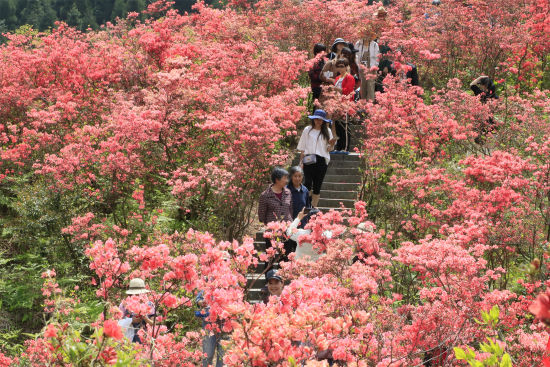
xmin=500 ymin=354 xmax=512 ymax=367
xmin=485 ymin=355 xmax=498 ymax=366
xmin=454 ymin=347 xmax=468 ymax=360
xmin=480 ymin=342 xmax=492 ymax=353
xmin=481 ymin=311 xmax=490 ymax=324
xmin=490 ymin=305 xmax=500 ymax=319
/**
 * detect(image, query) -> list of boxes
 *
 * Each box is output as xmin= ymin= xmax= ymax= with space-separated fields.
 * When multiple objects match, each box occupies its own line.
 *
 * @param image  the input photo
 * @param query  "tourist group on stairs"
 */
xmin=257 ymin=2 xmax=498 ymax=276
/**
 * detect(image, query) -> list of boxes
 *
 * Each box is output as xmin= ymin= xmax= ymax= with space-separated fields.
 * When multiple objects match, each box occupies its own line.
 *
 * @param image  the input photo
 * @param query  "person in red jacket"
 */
xmin=334 ymin=58 xmax=355 ymax=99
xmin=332 ymin=58 xmax=355 ymax=153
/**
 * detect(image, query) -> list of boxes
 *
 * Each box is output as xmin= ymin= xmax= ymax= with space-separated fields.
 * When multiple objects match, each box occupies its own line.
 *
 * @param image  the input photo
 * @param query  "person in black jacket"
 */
xmin=470 ymin=76 xmax=498 ymax=143
xmin=309 ymin=43 xmax=327 ymax=106
xmin=405 ymin=62 xmax=419 ymax=86
xmin=470 ymin=76 xmax=498 ymax=101
xmin=375 ymin=59 xmax=396 ymax=93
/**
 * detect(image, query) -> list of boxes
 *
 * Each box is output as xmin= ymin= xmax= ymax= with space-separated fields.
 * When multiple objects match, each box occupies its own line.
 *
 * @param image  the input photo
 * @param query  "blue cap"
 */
xmin=266 ymin=269 xmax=283 ymax=282
xmin=308 ymin=109 xmax=332 ymax=123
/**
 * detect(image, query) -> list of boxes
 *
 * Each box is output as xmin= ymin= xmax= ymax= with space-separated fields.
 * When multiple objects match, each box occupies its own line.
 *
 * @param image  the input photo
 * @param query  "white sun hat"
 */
xmin=126 ymin=278 xmax=150 ymax=295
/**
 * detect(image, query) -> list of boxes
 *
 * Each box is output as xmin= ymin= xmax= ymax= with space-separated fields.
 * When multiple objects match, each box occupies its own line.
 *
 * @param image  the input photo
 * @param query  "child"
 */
xmin=263 ymin=269 xmax=284 ymax=303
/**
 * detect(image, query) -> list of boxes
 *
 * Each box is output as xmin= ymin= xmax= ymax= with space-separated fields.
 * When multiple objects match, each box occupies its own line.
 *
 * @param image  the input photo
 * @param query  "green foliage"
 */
xmin=0 ymin=252 xmax=48 ymax=353
xmin=0 ymin=329 xmax=25 ymax=356
xmin=454 ymin=306 xmax=513 ymax=367
xmin=66 ymin=2 xmax=82 ymax=28
xmin=474 ymin=305 xmax=500 ymax=328
xmin=0 ymin=253 xmax=47 ymax=320
xmin=0 ymin=0 xmax=224 ymax=33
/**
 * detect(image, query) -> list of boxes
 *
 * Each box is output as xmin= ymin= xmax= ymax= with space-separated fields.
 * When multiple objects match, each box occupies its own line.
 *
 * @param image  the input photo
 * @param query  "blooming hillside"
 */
xmin=0 ymin=0 xmax=549 ymax=365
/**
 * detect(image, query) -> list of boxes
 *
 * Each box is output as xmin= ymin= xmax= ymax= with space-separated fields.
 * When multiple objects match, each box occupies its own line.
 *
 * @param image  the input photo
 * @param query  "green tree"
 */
xmin=127 ymin=0 xmax=145 ymax=13
xmin=81 ymin=7 xmax=97 ymax=28
xmin=111 ymin=0 xmax=126 ymax=20
xmin=66 ymin=2 xmax=82 ymax=28
xmin=40 ymin=0 xmax=57 ymax=29
xmin=21 ymin=0 xmax=45 ymax=29
xmin=0 ymin=0 xmax=17 ymax=29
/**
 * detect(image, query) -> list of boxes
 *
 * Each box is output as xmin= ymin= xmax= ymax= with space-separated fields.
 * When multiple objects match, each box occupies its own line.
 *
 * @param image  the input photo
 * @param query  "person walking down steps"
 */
xmin=258 ymin=168 xmax=295 ymax=271
xmin=297 ymin=109 xmax=337 ymax=208
xmin=332 ymin=58 xmax=355 ymax=154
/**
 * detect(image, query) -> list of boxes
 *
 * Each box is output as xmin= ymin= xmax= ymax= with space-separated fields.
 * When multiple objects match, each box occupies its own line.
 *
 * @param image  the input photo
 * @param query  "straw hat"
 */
xmin=126 ymin=278 xmax=150 ymax=295
xmin=374 ymin=6 xmax=387 ymax=19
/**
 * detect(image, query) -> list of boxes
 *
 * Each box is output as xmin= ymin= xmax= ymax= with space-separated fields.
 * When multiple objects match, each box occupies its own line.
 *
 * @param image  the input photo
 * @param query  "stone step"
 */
xmin=329 ymin=161 xmax=361 ymax=168
xmin=325 ymin=167 xmax=360 ymax=176
xmin=247 ymin=275 xmax=267 ymax=289
xmin=323 ymin=174 xmax=361 ymax=184
xmin=321 ymin=182 xmax=360 ymax=191
xmin=247 ymin=288 xmax=264 ymax=302
xmin=254 ymin=240 xmax=266 ymax=252
xmin=320 ymin=190 xmax=357 ymax=200
xmin=318 ymin=198 xmax=355 ymax=209
xmin=249 ymin=261 xmax=281 ymax=274
xmin=328 ymin=153 xmax=360 ymax=161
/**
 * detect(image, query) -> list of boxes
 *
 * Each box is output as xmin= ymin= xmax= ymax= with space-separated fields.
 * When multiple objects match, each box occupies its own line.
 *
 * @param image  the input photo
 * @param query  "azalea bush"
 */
xmin=1 ymin=0 xmax=550 ymax=365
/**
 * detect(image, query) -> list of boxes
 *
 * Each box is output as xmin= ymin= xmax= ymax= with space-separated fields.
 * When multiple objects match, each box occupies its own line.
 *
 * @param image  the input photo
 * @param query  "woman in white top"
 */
xmin=286 ymin=208 xmax=374 ymax=263
xmin=355 ymin=37 xmax=379 ymax=101
xmin=286 ymin=208 xmax=330 ymax=261
xmin=297 ymin=109 xmax=336 ymax=208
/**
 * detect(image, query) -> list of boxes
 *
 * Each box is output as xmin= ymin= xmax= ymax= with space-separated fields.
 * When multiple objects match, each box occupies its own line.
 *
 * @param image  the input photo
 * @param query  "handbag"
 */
xmin=302 ymin=154 xmax=317 ymax=165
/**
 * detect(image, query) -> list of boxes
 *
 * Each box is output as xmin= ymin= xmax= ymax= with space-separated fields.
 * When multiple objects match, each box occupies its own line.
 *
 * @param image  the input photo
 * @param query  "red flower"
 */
xmin=103 ymin=319 xmax=123 ymax=340
xmin=529 ymin=289 xmax=550 ymax=324
xmin=99 ymin=346 xmax=118 ymax=365
xmin=44 ymin=324 xmax=58 ymax=338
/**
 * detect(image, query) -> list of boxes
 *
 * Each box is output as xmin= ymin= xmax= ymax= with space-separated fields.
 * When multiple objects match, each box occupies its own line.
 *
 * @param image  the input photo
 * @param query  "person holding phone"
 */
xmin=118 ymin=278 xmax=155 ymax=344
xmin=320 ymin=38 xmax=348 ymax=85
xmin=297 ymin=110 xmax=337 ymax=208
xmin=286 ymin=207 xmax=332 ymax=261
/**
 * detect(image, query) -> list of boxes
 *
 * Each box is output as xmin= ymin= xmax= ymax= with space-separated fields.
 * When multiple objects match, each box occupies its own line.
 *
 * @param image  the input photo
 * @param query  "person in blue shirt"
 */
xmin=196 ymin=291 xmax=224 ymax=367
xmin=287 ymin=166 xmax=309 ymax=219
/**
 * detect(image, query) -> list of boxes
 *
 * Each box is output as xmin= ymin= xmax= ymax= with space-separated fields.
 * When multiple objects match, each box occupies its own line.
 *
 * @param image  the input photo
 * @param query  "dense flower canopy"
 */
xmin=0 ymin=0 xmax=549 ymax=365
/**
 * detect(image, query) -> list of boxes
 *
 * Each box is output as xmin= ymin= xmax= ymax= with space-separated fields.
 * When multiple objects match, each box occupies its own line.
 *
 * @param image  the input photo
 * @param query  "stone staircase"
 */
xmin=246 ymin=151 xmax=362 ymax=302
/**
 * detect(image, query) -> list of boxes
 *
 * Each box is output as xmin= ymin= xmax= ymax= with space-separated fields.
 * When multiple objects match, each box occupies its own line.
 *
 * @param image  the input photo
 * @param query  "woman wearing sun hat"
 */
xmin=297 ymin=109 xmax=337 ymax=208
xmin=118 ymin=278 xmax=155 ymax=343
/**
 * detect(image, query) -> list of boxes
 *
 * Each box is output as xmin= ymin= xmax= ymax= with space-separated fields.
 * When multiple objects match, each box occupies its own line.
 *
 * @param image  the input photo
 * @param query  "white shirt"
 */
xmin=355 ymin=39 xmax=379 ymax=68
xmin=286 ymin=217 xmax=332 ymax=261
xmin=297 ymin=126 xmax=333 ymax=164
